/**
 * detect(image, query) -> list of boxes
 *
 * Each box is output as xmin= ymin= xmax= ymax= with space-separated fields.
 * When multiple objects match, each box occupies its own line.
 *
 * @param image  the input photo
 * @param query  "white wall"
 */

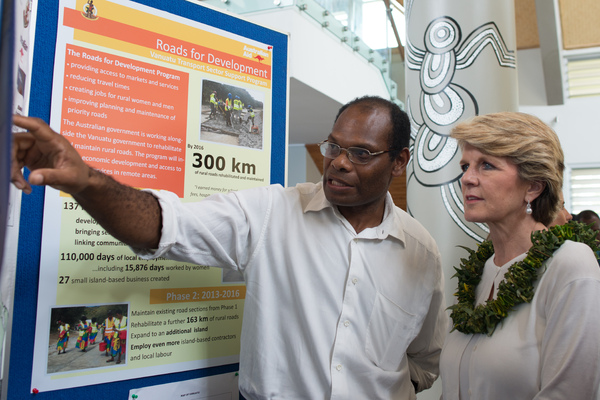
xmin=517 ymin=48 xmax=600 ymax=212
xmin=518 ymin=48 xmax=600 ymax=166
xmin=287 ymin=144 xmax=321 ymax=187
xmin=521 ymin=97 xmax=600 ymax=167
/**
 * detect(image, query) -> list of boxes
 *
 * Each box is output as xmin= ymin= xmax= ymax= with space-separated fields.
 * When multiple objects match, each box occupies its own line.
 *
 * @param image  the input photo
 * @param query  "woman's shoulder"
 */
xmin=545 ymin=240 xmax=600 ymax=281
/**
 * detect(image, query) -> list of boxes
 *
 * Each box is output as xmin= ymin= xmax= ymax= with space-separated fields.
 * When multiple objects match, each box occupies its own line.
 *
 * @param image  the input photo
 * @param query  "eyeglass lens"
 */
xmin=319 ymin=142 xmax=372 ymax=164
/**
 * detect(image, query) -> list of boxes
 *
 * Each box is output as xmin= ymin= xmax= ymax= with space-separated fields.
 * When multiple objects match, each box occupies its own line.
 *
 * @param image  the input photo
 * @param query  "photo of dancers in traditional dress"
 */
xmin=47 ymin=304 xmax=128 ymax=374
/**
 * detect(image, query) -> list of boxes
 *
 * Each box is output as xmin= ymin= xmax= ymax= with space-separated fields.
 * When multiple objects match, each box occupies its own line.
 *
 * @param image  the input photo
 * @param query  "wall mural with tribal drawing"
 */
xmin=404 ymin=0 xmax=516 ymax=243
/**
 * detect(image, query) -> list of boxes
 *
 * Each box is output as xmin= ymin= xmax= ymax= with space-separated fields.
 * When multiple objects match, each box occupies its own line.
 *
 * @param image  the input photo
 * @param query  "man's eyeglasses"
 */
xmin=318 ymin=140 xmax=391 ymax=165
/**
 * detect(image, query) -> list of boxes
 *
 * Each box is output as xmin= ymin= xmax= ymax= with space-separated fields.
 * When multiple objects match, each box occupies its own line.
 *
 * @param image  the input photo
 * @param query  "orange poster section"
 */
xmin=63 ymin=7 xmax=271 ymax=81
xmin=62 ymin=44 xmax=188 ymax=196
xmin=150 ymin=286 xmax=247 ymax=304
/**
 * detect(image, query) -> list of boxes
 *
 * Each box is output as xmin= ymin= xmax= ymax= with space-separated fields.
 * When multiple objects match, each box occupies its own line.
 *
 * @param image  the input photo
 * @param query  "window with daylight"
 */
xmin=570 ymin=167 xmax=600 ymax=216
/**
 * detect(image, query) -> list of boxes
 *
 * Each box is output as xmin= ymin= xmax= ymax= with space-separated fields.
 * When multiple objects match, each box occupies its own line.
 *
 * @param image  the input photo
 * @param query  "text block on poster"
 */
xmin=62 ymin=44 xmax=188 ymax=196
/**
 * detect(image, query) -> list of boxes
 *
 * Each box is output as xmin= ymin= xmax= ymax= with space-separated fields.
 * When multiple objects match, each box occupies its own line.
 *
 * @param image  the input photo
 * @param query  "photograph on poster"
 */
xmin=200 ymin=79 xmax=265 ymax=149
xmin=48 ymin=303 xmax=129 ymax=373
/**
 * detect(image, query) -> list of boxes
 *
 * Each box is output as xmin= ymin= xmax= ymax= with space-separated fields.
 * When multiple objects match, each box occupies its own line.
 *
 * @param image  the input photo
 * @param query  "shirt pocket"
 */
xmin=365 ymin=292 xmax=417 ymax=371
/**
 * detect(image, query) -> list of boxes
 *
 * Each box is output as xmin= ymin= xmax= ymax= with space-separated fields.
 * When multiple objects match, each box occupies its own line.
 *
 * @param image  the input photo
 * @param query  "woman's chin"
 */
xmin=464 ymin=214 xmax=486 ymax=224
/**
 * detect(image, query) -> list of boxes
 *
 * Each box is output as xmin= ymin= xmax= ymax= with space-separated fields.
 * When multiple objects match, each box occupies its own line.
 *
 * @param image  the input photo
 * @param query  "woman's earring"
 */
xmin=526 ymin=201 xmax=533 ymax=215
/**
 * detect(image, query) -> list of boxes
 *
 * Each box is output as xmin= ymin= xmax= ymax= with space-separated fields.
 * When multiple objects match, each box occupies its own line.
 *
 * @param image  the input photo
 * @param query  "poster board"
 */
xmin=6 ymin=0 xmax=288 ymax=397
xmin=0 ymin=0 xmax=15 ymax=269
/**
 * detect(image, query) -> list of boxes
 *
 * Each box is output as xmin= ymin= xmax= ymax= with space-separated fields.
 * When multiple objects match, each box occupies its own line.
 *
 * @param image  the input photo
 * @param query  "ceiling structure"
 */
xmin=516 ymin=0 xmax=600 ymax=51
xmin=516 ymin=0 xmax=600 ymax=103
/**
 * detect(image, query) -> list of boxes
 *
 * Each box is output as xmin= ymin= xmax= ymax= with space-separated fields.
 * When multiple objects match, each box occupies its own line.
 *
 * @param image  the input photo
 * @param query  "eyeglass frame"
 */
xmin=317 ymin=140 xmax=393 ymax=165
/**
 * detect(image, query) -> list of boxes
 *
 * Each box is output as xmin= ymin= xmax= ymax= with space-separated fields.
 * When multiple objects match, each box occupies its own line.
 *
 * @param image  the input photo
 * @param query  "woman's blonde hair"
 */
xmin=451 ymin=112 xmax=564 ymax=226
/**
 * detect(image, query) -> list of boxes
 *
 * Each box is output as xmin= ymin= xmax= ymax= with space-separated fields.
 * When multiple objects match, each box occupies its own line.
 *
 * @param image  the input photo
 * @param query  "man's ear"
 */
xmin=392 ymin=148 xmax=410 ymax=177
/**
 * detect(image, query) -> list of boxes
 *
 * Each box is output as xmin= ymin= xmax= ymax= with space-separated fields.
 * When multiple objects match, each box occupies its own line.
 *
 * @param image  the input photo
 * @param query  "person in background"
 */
xmin=440 ymin=112 xmax=600 ymax=399
xmin=102 ymin=310 xmax=115 ymax=360
xmin=89 ymin=317 xmax=98 ymax=344
xmin=11 ymin=96 xmax=447 ymax=399
xmin=114 ymin=309 xmax=127 ymax=364
xmin=209 ymin=90 xmax=218 ymax=119
xmin=575 ymin=209 xmax=600 ymax=264
xmin=549 ymin=191 xmax=572 ymax=227
xmin=233 ymin=95 xmax=243 ymax=123
xmin=75 ymin=315 xmax=89 ymax=352
xmin=575 ymin=209 xmax=600 ymax=238
xmin=64 ymin=322 xmax=70 ymax=349
xmin=246 ymin=104 xmax=255 ymax=127
xmin=224 ymin=93 xmax=233 ymax=126
xmin=56 ymin=320 xmax=68 ymax=354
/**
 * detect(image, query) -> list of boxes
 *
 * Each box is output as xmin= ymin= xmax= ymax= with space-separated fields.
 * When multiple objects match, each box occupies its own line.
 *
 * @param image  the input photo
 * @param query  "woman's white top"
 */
xmin=440 ymin=240 xmax=600 ymax=399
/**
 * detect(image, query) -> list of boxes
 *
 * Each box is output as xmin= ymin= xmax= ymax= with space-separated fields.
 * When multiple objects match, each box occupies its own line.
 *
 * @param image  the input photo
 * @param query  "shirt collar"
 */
xmin=303 ymin=182 xmax=406 ymax=243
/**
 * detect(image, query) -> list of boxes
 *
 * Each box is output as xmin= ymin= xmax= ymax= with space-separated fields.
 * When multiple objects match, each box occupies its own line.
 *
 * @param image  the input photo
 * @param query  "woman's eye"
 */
xmin=482 ymin=162 xmax=494 ymax=170
xmin=460 ymin=164 xmax=468 ymax=172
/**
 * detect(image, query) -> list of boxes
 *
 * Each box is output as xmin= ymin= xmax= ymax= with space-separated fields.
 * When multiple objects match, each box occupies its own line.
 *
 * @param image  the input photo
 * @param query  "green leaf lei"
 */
xmin=448 ymin=221 xmax=600 ymax=336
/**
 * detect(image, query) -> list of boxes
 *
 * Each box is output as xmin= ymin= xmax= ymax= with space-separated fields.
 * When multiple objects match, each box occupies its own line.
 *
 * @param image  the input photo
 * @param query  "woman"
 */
xmin=89 ymin=317 xmax=98 ymax=344
xmin=75 ymin=316 xmax=89 ymax=352
xmin=440 ymin=112 xmax=600 ymax=399
xmin=64 ymin=323 xmax=70 ymax=348
xmin=56 ymin=321 xmax=68 ymax=354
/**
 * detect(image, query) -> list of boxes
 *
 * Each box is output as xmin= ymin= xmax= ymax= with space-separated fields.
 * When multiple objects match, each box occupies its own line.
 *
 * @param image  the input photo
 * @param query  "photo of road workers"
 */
xmin=48 ymin=304 xmax=129 ymax=374
xmin=200 ymin=79 xmax=265 ymax=149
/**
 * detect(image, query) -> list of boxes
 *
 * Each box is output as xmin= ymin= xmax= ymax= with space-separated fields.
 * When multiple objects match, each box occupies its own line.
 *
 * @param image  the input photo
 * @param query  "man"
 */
xmin=233 ymin=95 xmax=243 ymax=123
xmin=209 ymin=90 xmax=218 ymax=119
xmin=12 ymin=96 xmax=446 ymax=399
xmin=575 ymin=210 xmax=600 ymax=265
xmin=246 ymin=104 xmax=255 ymax=128
xmin=224 ymin=92 xmax=233 ymax=126
xmin=576 ymin=209 xmax=600 ymax=237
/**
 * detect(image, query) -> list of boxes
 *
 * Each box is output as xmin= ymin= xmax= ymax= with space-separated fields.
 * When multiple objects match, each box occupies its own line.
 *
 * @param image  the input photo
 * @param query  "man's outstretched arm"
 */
xmin=11 ymin=115 xmax=161 ymax=249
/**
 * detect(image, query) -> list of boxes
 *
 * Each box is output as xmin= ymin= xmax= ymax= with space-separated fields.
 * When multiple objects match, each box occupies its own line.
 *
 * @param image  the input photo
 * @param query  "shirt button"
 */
xmin=343 ymin=320 xmax=350 ymax=327
xmin=352 ymin=278 xmax=358 ymax=284
xmin=336 ymin=364 xmax=342 ymax=371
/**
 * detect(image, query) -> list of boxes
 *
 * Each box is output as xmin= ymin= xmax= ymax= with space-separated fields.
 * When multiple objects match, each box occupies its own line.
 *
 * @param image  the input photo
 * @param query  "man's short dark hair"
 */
xmin=575 ymin=209 xmax=600 ymax=222
xmin=335 ymin=95 xmax=410 ymax=160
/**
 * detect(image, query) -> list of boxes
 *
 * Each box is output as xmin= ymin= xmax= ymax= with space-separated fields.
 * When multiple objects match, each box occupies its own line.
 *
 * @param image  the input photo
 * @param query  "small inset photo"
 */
xmin=48 ymin=303 xmax=129 ymax=374
xmin=200 ymin=79 xmax=265 ymax=149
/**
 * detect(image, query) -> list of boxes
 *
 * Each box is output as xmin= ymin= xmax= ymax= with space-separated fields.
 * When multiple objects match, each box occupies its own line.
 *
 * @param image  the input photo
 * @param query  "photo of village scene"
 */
xmin=200 ymin=79 xmax=265 ymax=149
xmin=47 ymin=304 xmax=129 ymax=374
